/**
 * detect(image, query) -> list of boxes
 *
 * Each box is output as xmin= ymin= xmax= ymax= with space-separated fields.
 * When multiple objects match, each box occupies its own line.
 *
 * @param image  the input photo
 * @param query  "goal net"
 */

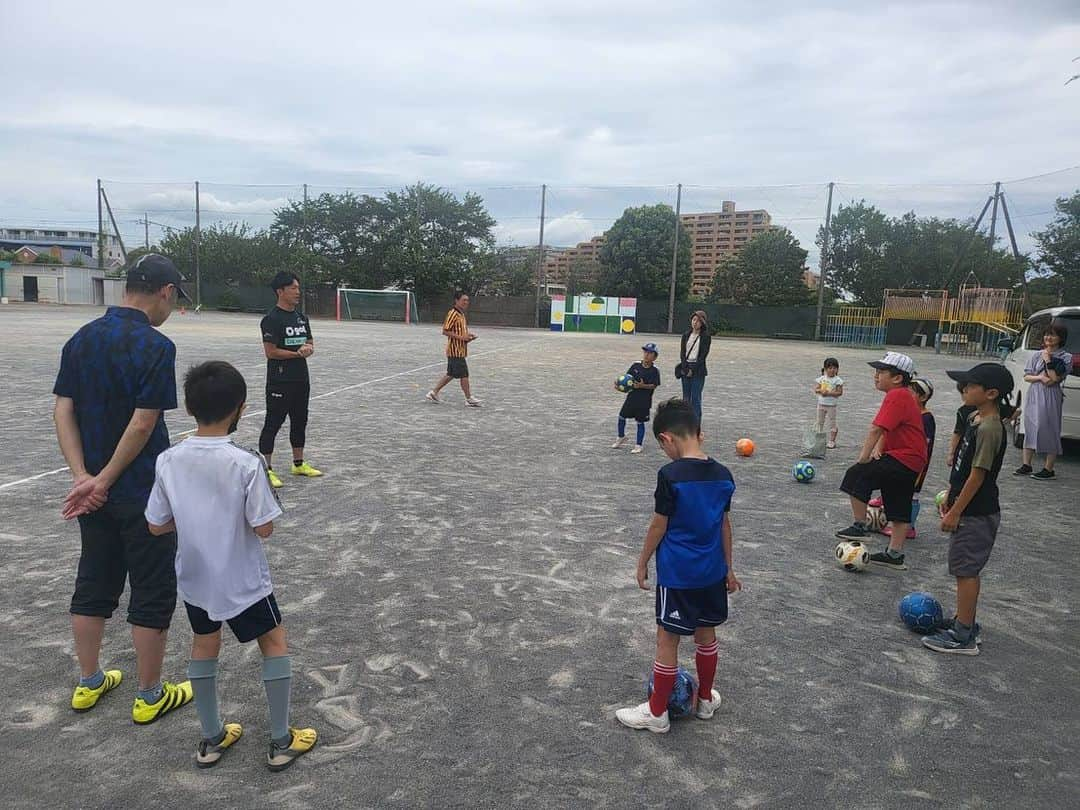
xmin=336 ymin=288 xmax=420 ymax=324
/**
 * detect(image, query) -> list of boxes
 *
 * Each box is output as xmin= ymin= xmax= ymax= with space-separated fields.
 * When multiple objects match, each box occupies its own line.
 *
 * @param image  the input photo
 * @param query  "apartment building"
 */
xmin=540 ymin=202 xmax=772 ymax=297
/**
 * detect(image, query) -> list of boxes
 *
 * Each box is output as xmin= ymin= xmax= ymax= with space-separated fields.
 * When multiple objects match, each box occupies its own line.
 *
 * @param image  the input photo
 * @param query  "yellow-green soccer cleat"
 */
xmin=71 ymin=670 xmax=123 ymax=712
xmin=290 ymin=462 xmax=323 ymax=477
xmin=267 ymin=469 xmax=284 ymax=488
xmin=132 ymin=680 xmax=194 ymax=725
xmin=196 ymin=722 xmax=243 ymax=769
xmin=267 ymin=726 xmax=318 ymax=772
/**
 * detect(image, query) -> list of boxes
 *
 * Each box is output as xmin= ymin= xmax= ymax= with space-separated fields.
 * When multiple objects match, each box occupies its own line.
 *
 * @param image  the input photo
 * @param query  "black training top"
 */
xmin=261 ymin=306 xmax=312 ymax=384
xmin=624 ymin=362 xmax=661 ymax=410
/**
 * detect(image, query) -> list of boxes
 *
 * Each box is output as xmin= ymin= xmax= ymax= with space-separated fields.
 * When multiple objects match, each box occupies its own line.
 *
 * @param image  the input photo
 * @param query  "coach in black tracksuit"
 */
xmin=259 ymin=271 xmax=322 ymax=486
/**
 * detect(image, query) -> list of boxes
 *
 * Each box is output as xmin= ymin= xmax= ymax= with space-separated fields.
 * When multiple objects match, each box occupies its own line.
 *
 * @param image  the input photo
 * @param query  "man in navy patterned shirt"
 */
xmin=53 ymin=254 xmax=195 ymax=724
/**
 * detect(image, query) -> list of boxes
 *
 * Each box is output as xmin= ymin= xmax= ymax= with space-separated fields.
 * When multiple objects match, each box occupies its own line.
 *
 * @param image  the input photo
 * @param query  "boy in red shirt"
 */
xmin=835 ymin=352 xmax=927 ymax=570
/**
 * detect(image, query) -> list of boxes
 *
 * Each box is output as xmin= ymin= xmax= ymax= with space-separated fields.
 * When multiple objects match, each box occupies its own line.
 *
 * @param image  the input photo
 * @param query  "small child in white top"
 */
xmin=814 ymin=357 xmax=844 ymax=448
xmin=146 ymin=360 xmax=317 ymax=772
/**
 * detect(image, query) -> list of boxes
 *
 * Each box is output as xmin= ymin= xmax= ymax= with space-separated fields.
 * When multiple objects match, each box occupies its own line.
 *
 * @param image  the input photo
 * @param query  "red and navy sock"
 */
xmin=649 ymin=661 xmax=678 ymax=717
xmin=695 ymin=641 xmax=718 ymax=699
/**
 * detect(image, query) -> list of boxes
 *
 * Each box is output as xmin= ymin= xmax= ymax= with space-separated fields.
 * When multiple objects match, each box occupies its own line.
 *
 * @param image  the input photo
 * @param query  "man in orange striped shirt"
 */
xmin=426 ymin=291 xmax=482 ymax=407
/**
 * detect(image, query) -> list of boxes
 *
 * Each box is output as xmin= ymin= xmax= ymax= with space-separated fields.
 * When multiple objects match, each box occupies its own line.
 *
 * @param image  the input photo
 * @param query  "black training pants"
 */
xmin=259 ymin=381 xmax=310 ymax=455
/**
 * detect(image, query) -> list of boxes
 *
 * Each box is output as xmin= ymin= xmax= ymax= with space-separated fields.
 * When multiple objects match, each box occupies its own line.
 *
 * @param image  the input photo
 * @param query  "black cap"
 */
xmin=946 ymin=362 xmax=1014 ymax=397
xmin=127 ymin=253 xmax=190 ymax=301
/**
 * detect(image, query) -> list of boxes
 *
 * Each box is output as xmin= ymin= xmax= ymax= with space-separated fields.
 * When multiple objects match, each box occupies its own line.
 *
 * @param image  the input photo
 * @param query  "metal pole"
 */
xmin=144 ymin=214 xmax=149 ymax=250
xmin=666 ymin=183 xmax=682 ymax=334
xmin=194 ymin=181 xmax=201 ymax=310
xmin=988 ymin=181 xmax=1000 ymax=248
xmin=998 ymin=191 xmax=1029 ymax=311
xmin=97 ymin=179 xmax=104 ymax=271
xmin=302 ymin=183 xmax=309 ymax=312
xmin=535 ymin=183 xmax=546 ymax=328
xmin=100 ymin=186 xmax=128 ymax=263
xmin=814 ymin=181 xmax=835 ymax=341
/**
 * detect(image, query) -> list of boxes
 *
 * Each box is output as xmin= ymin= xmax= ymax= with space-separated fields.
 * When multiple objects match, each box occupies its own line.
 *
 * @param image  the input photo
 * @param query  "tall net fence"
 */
xmin=86 ymin=167 xmax=1079 ymax=328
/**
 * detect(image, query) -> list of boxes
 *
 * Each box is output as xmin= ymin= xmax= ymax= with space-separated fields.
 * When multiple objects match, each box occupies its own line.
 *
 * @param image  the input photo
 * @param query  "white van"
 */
xmin=1002 ymin=306 xmax=1080 ymax=443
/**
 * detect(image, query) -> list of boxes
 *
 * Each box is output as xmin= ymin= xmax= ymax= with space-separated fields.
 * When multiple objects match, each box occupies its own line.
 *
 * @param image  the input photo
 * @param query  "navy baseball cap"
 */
xmin=642 ymin=342 xmax=659 ymax=355
xmin=946 ymin=363 xmax=1014 ymax=397
xmin=127 ymin=253 xmax=190 ymax=300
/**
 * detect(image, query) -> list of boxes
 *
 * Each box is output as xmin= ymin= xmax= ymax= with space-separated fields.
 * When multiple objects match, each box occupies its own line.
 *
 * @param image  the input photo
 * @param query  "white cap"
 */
xmin=868 ymin=351 xmax=915 ymax=375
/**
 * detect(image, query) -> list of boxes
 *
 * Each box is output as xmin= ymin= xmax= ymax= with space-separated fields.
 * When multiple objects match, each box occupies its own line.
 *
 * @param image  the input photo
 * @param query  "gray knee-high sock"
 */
xmin=262 ymin=655 xmax=292 ymax=743
xmin=188 ymin=658 xmax=222 ymax=740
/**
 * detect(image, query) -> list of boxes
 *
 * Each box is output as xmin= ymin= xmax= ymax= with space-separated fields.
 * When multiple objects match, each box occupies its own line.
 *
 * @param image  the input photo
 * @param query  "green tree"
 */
xmin=707 ymin=254 xmax=740 ymax=302
xmin=159 ymin=223 xmax=296 ymax=287
xmin=377 ymin=183 xmax=496 ymax=301
xmin=817 ymin=201 xmax=891 ymax=305
xmin=1032 ymin=191 xmax=1080 ymax=302
xmin=712 ymin=228 xmax=811 ymax=306
xmin=819 ymin=201 xmax=1022 ymax=305
xmin=596 ymin=204 xmax=692 ymax=299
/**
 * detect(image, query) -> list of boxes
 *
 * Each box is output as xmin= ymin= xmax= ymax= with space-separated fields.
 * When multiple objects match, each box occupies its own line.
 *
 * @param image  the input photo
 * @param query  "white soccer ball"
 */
xmin=835 ymin=540 xmax=870 ymax=572
xmin=864 ymin=505 xmax=887 ymax=532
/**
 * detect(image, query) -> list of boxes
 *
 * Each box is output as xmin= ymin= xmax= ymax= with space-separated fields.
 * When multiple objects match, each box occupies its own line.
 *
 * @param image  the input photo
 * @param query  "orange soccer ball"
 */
xmin=735 ymin=438 xmax=755 ymax=457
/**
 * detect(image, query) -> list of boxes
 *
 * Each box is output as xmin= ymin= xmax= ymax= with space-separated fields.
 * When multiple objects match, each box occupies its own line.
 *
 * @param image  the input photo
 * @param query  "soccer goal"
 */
xmin=336 ymin=288 xmax=420 ymax=324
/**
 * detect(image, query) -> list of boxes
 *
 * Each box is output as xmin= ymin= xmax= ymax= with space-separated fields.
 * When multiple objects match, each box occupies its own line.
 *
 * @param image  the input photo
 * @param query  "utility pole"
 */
xmin=302 ymin=183 xmax=309 ymax=311
xmin=194 ymin=181 xmax=201 ymax=310
xmin=988 ymin=181 xmax=1000 ymax=250
xmin=998 ymin=191 xmax=1030 ymax=312
xmin=100 ymin=186 xmax=128 ymax=264
xmin=535 ymin=183 xmax=546 ymax=328
xmin=97 ymin=179 xmax=104 ymax=271
xmin=144 ymin=214 xmax=149 ymax=250
xmin=666 ymin=183 xmax=682 ymax=334
xmin=814 ymin=181 xmax=835 ymax=341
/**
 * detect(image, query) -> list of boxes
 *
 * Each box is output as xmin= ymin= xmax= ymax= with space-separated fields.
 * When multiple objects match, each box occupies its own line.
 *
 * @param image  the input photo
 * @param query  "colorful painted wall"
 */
xmin=550 ymin=295 xmax=637 ymax=334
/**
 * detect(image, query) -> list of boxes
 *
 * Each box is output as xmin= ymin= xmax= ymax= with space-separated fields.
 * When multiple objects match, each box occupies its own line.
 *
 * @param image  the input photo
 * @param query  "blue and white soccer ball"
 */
xmin=646 ymin=666 xmax=698 ymax=720
xmin=792 ymin=460 xmax=815 ymax=482
xmin=898 ymin=592 xmax=944 ymax=634
xmin=615 ymin=373 xmax=634 ymax=393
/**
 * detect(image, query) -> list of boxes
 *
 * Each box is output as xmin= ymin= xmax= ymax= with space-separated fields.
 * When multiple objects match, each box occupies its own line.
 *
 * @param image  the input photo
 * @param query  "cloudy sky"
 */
xmin=2 ymin=0 xmax=1077 ymax=261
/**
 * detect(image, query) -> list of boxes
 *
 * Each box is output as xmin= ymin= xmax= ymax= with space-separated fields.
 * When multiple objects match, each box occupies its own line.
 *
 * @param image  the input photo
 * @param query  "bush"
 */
xmin=216 ymin=290 xmax=241 ymax=311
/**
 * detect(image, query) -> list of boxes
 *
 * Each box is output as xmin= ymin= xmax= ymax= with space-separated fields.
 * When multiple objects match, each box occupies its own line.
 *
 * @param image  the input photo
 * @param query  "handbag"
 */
xmin=676 ymin=335 xmax=700 ymax=380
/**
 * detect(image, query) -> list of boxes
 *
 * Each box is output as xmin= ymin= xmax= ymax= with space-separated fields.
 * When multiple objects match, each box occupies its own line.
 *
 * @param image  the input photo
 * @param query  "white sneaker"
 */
xmin=466 ymin=397 xmax=482 ymax=407
xmin=630 ymin=445 xmax=643 ymax=454
xmin=611 ymin=436 xmax=628 ymax=449
xmin=695 ymin=689 xmax=722 ymax=720
xmin=425 ymin=391 xmax=440 ymax=403
xmin=615 ymin=702 xmax=670 ymax=733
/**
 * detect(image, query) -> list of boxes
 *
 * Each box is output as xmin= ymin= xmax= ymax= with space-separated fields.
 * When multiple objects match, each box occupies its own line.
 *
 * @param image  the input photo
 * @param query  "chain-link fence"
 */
xmin=75 ymin=166 xmax=1080 ymax=332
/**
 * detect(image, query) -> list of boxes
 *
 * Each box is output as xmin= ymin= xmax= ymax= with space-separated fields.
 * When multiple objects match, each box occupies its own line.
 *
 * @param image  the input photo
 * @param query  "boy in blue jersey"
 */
xmin=616 ymin=398 xmax=741 ymax=733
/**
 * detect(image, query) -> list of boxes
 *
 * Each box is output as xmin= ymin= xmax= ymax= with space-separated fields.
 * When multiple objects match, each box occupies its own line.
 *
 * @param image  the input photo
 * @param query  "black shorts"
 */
xmin=655 ymin=581 xmax=729 ymax=635
xmin=840 ymin=455 xmax=919 ymax=523
xmin=947 ymin=513 xmax=1000 ymax=577
xmin=71 ymin=500 xmax=177 ymax=629
xmin=185 ymin=594 xmax=282 ymax=643
xmin=447 ymin=357 xmax=469 ymax=379
xmin=619 ymin=396 xmax=653 ymax=422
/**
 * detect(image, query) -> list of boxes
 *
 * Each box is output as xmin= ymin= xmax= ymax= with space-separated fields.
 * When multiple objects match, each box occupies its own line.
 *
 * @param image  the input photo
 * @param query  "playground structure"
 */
xmin=826 ymin=284 xmax=1024 ymax=356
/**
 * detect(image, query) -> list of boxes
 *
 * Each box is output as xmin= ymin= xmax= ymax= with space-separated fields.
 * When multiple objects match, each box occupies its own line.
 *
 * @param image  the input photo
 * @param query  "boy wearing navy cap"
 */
xmin=923 ymin=362 xmax=1014 ymax=655
xmin=612 ymin=343 xmax=661 ymax=455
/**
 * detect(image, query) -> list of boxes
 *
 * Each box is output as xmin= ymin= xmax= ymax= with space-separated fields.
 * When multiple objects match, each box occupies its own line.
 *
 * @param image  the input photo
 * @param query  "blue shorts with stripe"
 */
xmin=655 ymin=582 xmax=728 ymax=635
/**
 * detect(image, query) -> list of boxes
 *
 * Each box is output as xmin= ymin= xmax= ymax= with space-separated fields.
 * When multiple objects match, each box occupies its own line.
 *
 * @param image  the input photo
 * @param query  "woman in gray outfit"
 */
xmin=1016 ymin=322 xmax=1072 ymax=481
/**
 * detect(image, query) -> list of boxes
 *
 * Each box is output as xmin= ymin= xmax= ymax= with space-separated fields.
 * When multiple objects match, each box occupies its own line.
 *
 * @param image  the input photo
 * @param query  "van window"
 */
xmin=1022 ymin=317 xmax=1052 ymax=350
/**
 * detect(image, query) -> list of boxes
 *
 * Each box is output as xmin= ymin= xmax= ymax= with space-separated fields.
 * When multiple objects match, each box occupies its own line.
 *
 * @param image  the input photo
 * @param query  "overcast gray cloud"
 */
xmin=1 ymin=0 xmax=1077 ymax=259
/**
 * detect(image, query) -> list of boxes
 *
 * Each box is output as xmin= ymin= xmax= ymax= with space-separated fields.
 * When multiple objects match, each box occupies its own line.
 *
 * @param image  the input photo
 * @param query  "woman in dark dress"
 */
xmin=679 ymin=310 xmax=711 ymax=423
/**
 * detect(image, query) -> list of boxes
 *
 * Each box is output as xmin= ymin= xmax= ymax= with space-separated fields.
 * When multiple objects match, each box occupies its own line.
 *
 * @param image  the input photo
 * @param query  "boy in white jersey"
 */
xmin=146 ymin=361 xmax=317 ymax=771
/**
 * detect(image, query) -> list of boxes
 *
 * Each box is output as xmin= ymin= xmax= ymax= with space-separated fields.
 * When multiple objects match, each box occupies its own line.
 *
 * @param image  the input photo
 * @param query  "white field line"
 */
xmin=0 ymin=341 xmax=538 ymax=493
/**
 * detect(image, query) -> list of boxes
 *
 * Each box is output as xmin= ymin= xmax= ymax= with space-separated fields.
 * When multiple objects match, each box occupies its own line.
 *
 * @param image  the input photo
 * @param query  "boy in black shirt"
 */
xmin=612 ymin=343 xmax=661 ymax=455
xmin=258 ymin=272 xmax=322 ymax=487
xmin=923 ymin=363 xmax=1014 ymax=656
